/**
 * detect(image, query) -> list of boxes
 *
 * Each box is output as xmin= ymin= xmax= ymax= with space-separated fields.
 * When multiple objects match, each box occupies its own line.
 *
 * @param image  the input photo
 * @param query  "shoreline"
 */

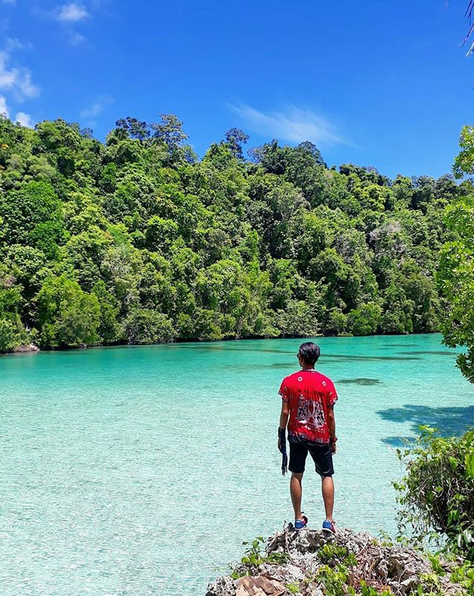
xmin=0 ymin=331 xmax=443 ymax=357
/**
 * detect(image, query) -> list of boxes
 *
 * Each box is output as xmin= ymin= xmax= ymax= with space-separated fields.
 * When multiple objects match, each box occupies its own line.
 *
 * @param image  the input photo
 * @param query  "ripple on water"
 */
xmin=397 ymin=351 xmax=456 ymax=356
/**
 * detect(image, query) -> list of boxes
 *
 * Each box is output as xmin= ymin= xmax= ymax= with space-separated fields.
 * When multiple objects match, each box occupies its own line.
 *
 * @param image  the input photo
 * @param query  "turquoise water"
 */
xmin=0 ymin=334 xmax=473 ymax=596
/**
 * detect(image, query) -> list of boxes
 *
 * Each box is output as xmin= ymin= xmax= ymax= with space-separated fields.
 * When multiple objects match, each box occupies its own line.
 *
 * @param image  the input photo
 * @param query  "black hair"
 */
xmin=298 ymin=342 xmax=320 ymax=365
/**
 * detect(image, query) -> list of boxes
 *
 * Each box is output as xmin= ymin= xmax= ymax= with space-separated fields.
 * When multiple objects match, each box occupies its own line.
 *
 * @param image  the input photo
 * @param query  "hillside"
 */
xmin=0 ymin=115 xmax=465 ymax=351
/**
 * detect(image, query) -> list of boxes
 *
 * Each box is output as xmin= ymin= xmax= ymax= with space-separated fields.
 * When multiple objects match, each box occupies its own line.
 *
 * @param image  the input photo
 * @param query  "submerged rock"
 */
xmin=206 ymin=526 xmax=465 ymax=596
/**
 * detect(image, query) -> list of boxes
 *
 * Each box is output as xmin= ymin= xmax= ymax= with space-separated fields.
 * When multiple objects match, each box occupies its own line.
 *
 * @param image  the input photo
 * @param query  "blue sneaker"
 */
xmin=322 ymin=519 xmax=336 ymax=534
xmin=294 ymin=515 xmax=308 ymax=530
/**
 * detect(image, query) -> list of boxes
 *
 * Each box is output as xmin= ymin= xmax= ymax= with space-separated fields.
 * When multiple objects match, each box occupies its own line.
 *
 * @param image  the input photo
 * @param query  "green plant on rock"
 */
xmin=230 ymin=536 xmax=288 ymax=578
xmin=412 ymin=550 xmax=474 ymax=595
xmin=315 ymin=564 xmax=393 ymax=595
xmin=318 ymin=542 xmax=357 ymax=566
xmin=315 ymin=563 xmax=351 ymax=595
xmin=359 ymin=581 xmax=392 ymax=596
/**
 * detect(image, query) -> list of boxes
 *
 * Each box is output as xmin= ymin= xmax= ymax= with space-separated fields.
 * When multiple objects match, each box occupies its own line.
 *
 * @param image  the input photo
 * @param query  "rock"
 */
xmin=12 ymin=344 xmax=39 ymax=353
xmin=206 ymin=576 xmax=236 ymax=596
xmin=205 ymin=526 xmax=468 ymax=596
xmin=235 ymin=576 xmax=286 ymax=596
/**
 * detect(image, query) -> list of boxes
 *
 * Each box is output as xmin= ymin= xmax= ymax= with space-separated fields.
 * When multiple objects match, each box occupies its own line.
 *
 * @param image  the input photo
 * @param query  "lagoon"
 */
xmin=0 ymin=334 xmax=472 ymax=596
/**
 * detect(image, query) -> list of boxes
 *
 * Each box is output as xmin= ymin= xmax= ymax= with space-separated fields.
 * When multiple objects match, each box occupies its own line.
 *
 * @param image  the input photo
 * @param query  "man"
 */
xmin=278 ymin=341 xmax=338 ymax=532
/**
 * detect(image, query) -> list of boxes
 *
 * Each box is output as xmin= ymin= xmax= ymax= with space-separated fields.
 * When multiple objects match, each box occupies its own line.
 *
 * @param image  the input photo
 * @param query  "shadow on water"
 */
xmin=225 ymin=362 xmax=295 ymax=370
xmin=323 ymin=354 xmax=421 ymax=361
xmin=177 ymin=345 xmax=296 ymax=355
xmin=382 ymin=436 xmax=417 ymax=448
xmin=397 ymin=351 xmax=456 ymax=356
xmin=378 ymin=404 xmax=474 ymax=445
xmin=337 ymin=378 xmax=382 ymax=385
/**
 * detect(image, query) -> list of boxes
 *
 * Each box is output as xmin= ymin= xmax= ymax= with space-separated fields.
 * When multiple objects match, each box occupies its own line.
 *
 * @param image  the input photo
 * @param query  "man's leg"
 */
xmin=321 ymin=475 xmax=334 ymax=521
xmin=309 ymin=444 xmax=335 ymax=522
xmin=290 ymin=472 xmax=304 ymax=520
xmin=288 ymin=442 xmax=307 ymax=521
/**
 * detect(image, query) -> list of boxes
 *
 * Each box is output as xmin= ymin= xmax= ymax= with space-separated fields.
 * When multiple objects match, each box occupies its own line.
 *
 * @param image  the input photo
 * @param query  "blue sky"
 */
xmin=0 ymin=0 xmax=472 ymax=178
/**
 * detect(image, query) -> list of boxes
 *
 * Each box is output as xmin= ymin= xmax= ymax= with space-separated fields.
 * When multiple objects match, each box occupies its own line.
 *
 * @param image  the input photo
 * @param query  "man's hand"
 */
xmin=330 ymin=437 xmax=337 ymax=454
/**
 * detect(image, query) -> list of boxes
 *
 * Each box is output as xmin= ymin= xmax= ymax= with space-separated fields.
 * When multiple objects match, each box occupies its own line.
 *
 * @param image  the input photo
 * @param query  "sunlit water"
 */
xmin=1 ymin=334 xmax=473 ymax=596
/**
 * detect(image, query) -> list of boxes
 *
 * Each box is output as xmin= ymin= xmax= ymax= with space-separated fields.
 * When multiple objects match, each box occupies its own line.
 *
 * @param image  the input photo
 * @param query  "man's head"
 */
xmin=297 ymin=342 xmax=320 ymax=366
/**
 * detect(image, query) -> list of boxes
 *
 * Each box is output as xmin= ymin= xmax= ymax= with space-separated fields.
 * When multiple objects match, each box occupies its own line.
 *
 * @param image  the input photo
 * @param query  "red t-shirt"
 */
xmin=279 ymin=370 xmax=338 ymax=444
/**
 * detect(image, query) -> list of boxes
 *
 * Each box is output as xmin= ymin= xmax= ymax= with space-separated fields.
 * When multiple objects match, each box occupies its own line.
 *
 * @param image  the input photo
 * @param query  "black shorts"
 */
xmin=289 ymin=440 xmax=334 ymax=476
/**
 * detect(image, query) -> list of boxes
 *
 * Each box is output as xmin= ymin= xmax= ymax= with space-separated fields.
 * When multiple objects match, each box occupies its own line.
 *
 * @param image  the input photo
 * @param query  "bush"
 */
xmin=123 ymin=308 xmax=175 ymax=344
xmin=347 ymin=302 xmax=382 ymax=336
xmin=394 ymin=426 xmax=474 ymax=560
xmin=276 ymin=300 xmax=318 ymax=337
xmin=36 ymin=275 xmax=100 ymax=348
xmin=0 ymin=316 xmax=21 ymax=351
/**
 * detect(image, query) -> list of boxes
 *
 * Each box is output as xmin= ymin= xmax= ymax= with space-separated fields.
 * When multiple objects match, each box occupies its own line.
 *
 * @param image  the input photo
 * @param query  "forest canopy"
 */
xmin=0 ymin=114 xmax=468 ymax=351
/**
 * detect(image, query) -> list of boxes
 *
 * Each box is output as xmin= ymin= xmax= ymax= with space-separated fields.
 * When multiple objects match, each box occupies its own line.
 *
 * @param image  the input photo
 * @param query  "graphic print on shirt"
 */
xmin=296 ymin=393 xmax=325 ymax=431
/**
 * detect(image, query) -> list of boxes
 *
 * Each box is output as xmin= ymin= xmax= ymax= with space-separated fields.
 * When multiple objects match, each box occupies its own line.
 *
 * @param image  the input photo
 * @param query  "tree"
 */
xmin=92 ymin=280 xmax=122 ymax=344
xmin=223 ymin=128 xmax=249 ymax=159
xmin=0 ymin=266 xmax=28 ymax=350
xmin=124 ymin=308 xmax=175 ymax=344
xmin=275 ymin=300 xmax=318 ymax=337
xmin=295 ymin=141 xmax=326 ymax=168
xmin=0 ymin=180 xmax=62 ymax=244
xmin=438 ymin=127 xmax=474 ymax=381
xmin=454 ymin=126 xmax=474 ymax=178
xmin=462 ymin=1 xmax=474 ymax=56
xmin=0 ymin=113 xmax=451 ymax=350
xmin=0 ymin=317 xmax=21 ymax=352
xmin=115 ymin=117 xmax=150 ymax=141
xmin=151 ymin=114 xmax=187 ymax=150
xmin=36 ymin=275 xmax=100 ymax=348
xmin=347 ymin=302 xmax=382 ymax=336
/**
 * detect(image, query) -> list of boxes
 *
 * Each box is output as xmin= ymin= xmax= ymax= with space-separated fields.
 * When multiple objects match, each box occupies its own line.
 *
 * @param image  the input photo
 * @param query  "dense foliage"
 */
xmin=437 ymin=125 xmax=474 ymax=382
xmin=0 ymin=115 xmax=464 ymax=350
xmin=395 ymin=426 xmax=474 ymax=561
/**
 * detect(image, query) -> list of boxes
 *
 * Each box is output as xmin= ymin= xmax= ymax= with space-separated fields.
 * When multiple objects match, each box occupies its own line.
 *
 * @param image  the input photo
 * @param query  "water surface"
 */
xmin=0 ymin=334 xmax=472 ymax=595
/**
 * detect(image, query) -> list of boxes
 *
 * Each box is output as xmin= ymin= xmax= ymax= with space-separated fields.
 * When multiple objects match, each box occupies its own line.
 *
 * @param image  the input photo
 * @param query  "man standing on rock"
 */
xmin=278 ymin=342 xmax=338 ymax=532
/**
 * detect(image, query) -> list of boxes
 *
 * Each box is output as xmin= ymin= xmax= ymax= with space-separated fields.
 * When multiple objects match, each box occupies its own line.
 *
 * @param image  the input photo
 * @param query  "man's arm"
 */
xmin=278 ymin=400 xmax=290 ymax=451
xmin=279 ymin=400 xmax=289 ymax=430
xmin=327 ymin=405 xmax=337 ymax=453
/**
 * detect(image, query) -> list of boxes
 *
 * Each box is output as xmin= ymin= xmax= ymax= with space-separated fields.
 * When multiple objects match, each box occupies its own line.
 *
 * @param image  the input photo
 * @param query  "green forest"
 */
xmin=0 ymin=114 xmax=469 ymax=351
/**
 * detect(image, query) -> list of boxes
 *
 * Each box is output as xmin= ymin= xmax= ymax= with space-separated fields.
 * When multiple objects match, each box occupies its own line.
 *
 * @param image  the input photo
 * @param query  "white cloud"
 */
xmin=69 ymin=31 xmax=86 ymax=46
xmin=230 ymin=104 xmax=345 ymax=147
xmin=0 ymin=50 xmax=40 ymax=100
xmin=0 ymin=96 xmax=35 ymax=129
xmin=0 ymin=95 xmax=9 ymax=117
xmin=17 ymin=70 xmax=38 ymax=98
xmin=81 ymin=94 xmax=114 ymax=118
xmin=57 ymin=3 xmax=90 ymax=22
xmin=6 ymin=38 xmax=31 ymax=51
xmin=2 ymin=0 xmax=17 ymax=6
xmin=0 ymin=53 xmax=16 ymax=88
xmin=48 ymin=3 xmax=91 ymax=46
xmin=15 ymin=111 xmax=34 ymax=128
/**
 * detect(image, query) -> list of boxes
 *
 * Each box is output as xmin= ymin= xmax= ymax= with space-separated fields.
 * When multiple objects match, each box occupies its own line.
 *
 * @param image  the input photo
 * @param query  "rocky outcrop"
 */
xmin=12 ymin=344 xmax=39 ymax=353
xmin=206 ymin=526 xmax=466 ymax=596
